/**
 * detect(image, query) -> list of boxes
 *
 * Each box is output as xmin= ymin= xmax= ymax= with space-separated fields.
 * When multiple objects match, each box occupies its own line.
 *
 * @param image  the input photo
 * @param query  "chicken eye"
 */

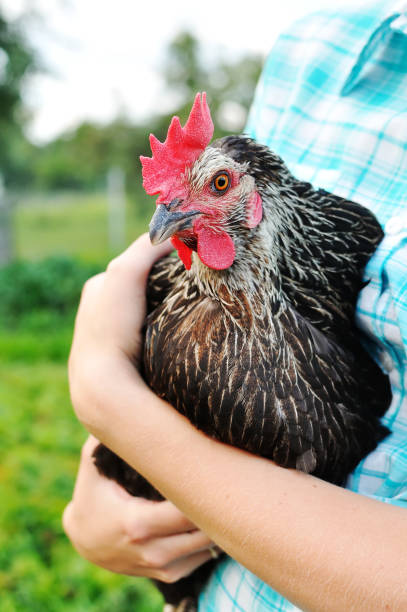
xmin=211 ymin=171 xmax=231 ymax=194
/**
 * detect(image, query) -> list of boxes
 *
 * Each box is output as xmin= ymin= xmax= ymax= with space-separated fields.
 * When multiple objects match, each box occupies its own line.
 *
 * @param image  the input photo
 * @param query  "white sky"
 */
xmin=1 ymin=0 xmax=359 ymax=143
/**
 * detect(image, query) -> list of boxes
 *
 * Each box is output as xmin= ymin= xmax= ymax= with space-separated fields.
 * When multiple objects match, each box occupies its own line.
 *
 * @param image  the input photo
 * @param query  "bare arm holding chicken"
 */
xmin=68 ymin=234 xmax=407 ymax=612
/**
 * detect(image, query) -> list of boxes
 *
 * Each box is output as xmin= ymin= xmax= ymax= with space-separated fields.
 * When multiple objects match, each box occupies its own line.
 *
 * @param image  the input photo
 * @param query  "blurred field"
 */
xmin=14 ymin=190 xmax=152 ymax=262
xmin=0 ymin=8 xmax=264 ymax=607
xmin=0 ymin=192 xmax=163 ymax=611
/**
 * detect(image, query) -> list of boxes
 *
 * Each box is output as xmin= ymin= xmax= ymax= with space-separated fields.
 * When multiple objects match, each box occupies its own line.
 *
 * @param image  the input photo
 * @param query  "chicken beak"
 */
xmin=149 ymin=203 xmax=201 ymax=245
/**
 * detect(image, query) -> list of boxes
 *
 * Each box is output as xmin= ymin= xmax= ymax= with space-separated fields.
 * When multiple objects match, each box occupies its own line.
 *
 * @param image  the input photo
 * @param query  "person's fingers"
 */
xmin=74 ymin=234 xmax=173 ymax=330
xmin=106 ymin=233 xmax=173 ymax=288
xmin=133 ymin=529 xmax=213 ymax=570
xmin=116 ymin=233 xmax=173 ymax=267
xmin=160 ymin=529 xmax=213 ymax=559
xmin=80 ymin=272 xmax=106 ymax=299
xmin=69 ymin=441 xmax=203 ymax=540
xmin=64 ymin=495 xmax=216 ymax=579
xmin=62 ymin=501 xmax=75 ymax=539
xmin=103 ymin=548 xmax=214 ymax=580
xmin=81 ymin=434 xmax=101 ymax=459
xmin=70 ymin=274 xmax=105 ymax=340
xmin=124 ymin=499 xmax=200 ymax=540
xmin=145 ymin=550 xmax=212 ymax=582
xmin=70 ymin=438 xmax=106 ymax=493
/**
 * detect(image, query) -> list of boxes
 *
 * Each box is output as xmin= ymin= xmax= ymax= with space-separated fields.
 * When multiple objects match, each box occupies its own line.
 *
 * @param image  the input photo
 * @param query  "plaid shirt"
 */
xmin=199 ymin=2 xmax=407 ymax=610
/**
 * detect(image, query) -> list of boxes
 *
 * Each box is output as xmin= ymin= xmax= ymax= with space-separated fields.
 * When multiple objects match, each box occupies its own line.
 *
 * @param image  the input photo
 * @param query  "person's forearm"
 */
xmin=85 ymin=375 xmax=407 ymax=612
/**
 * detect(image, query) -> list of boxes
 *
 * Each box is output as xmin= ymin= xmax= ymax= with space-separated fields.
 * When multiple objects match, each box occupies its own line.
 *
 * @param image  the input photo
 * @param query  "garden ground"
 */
xmin=0 ymin=192 xmax=164 ymax=611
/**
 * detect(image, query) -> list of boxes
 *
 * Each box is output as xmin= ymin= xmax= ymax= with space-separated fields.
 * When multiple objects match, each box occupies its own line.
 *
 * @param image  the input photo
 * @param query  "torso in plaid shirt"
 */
xmin=199 ymin=1 xmax=407 ymax=610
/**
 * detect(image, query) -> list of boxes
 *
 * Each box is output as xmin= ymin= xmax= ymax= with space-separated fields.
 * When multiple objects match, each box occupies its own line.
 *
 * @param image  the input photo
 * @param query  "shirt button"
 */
xmin=378 ymin=350 xmax=394 ymax=373
xmin=385 ymin=216 xmax=406 ymax=235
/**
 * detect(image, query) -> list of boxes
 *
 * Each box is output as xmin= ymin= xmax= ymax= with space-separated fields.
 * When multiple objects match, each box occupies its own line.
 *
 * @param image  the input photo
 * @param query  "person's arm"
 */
xmin=69 ymin=235 xmax=407 ymax=611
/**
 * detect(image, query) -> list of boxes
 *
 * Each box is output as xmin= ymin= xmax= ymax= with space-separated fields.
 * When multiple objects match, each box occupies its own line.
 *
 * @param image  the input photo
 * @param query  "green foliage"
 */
xmin=163 ymin=30 xmax=262 ymax=123
xmin=0 ymin=324 xmax=73 ymax=363
xmin=0 ymin=361 xmax=163 ymax=611
xmin=0 ymin=13 xmax=34 ymax=119
xmin=0 ymin=194 xmax=164 ymax=607
xmin=3 ymin=28 xmax=262 ymax=191
xmin=0 ymin=256 xmax=100 ymax=326
xmin=164 ymin=31 xmax=206 ymax=100
xmin=32 ymin=120 xmax=152 ymax=192
xmin=0 ymin=9 xmax=36 ymax=186
xmin=0 ymin=17 xmax=264 ymax=606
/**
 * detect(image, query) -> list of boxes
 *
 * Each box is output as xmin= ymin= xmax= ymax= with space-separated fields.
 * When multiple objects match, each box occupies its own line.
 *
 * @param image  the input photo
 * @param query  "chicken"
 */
xmin=93 ymin=93 xmax=391 ymax=611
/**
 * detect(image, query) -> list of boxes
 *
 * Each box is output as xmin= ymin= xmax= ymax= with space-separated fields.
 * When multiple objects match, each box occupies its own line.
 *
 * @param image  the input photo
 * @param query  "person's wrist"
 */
xmin=69 ymin=348 xmax=148 ymax=435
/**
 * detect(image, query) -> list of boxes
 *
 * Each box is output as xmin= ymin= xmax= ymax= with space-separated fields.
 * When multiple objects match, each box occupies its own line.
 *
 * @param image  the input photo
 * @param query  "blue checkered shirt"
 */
xmin=199 ymin=2 xmax=407 ymax=610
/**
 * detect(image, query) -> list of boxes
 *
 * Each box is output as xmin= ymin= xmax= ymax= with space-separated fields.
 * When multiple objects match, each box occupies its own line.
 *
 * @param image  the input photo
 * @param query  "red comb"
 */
xmin=140 ymin=92 xmax=214 ymax=203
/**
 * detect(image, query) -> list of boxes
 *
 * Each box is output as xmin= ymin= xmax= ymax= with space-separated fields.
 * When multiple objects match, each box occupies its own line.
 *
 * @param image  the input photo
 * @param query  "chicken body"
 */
xmin=94 ymin=135 xmax=391 ymax=610
xmin=143 ymin=136 xmax=390 ymax=482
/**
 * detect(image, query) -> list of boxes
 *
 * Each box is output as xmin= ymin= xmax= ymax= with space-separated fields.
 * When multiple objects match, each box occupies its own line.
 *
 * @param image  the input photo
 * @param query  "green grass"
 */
xmin=14 ymin=190 xmax=152 ymax=262
xmin=0 ymin=353 xmax=164 ymax=611
xmin=1 ymin=192 xmax=164 ymax=610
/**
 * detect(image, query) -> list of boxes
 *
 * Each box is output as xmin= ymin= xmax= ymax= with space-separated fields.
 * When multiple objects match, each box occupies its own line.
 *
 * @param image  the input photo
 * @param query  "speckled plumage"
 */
xmin=94 ymin=136 xmax=391 ymax=611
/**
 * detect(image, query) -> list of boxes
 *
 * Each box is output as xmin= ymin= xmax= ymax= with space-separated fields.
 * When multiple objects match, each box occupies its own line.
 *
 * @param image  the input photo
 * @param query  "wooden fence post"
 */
xmin=107 ymin=166 xmax=126 ymax=253
xmin=0 ymin=174 xmax=13 ymax=265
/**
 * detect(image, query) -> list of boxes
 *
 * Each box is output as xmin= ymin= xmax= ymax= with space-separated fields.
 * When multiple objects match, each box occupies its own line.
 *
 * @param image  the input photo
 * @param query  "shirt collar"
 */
xmin=341 ymin=2 xmax=407 ymax=96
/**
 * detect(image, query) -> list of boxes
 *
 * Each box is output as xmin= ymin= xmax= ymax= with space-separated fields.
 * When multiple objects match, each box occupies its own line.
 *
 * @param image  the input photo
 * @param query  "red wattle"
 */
xmin=171 ymin=236 xmax=192 ymax=270
xmin=196 ymin=227 xmax=235 ymax=270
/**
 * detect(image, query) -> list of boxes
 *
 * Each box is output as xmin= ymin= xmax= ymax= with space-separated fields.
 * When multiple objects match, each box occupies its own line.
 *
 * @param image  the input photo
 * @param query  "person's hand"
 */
xmin=63 ymin=436 xmax=218 ymax=581
xmin=68 ymin=233 xmax=171 ymax=434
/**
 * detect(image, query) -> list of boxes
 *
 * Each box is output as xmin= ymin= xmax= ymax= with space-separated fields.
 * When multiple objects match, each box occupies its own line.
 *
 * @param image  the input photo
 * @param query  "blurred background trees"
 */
xmin=0 ymin=10 xmax=36 ymax=187
xmin=0 ymin=4 xmax=263 ymax=611
xmin=2 ymin=24 xmax=261 ymax=193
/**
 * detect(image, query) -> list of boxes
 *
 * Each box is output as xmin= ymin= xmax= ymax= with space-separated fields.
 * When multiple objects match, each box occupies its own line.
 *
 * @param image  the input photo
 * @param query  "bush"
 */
xmin=0 ymin=257 xmax=101 ymax=327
